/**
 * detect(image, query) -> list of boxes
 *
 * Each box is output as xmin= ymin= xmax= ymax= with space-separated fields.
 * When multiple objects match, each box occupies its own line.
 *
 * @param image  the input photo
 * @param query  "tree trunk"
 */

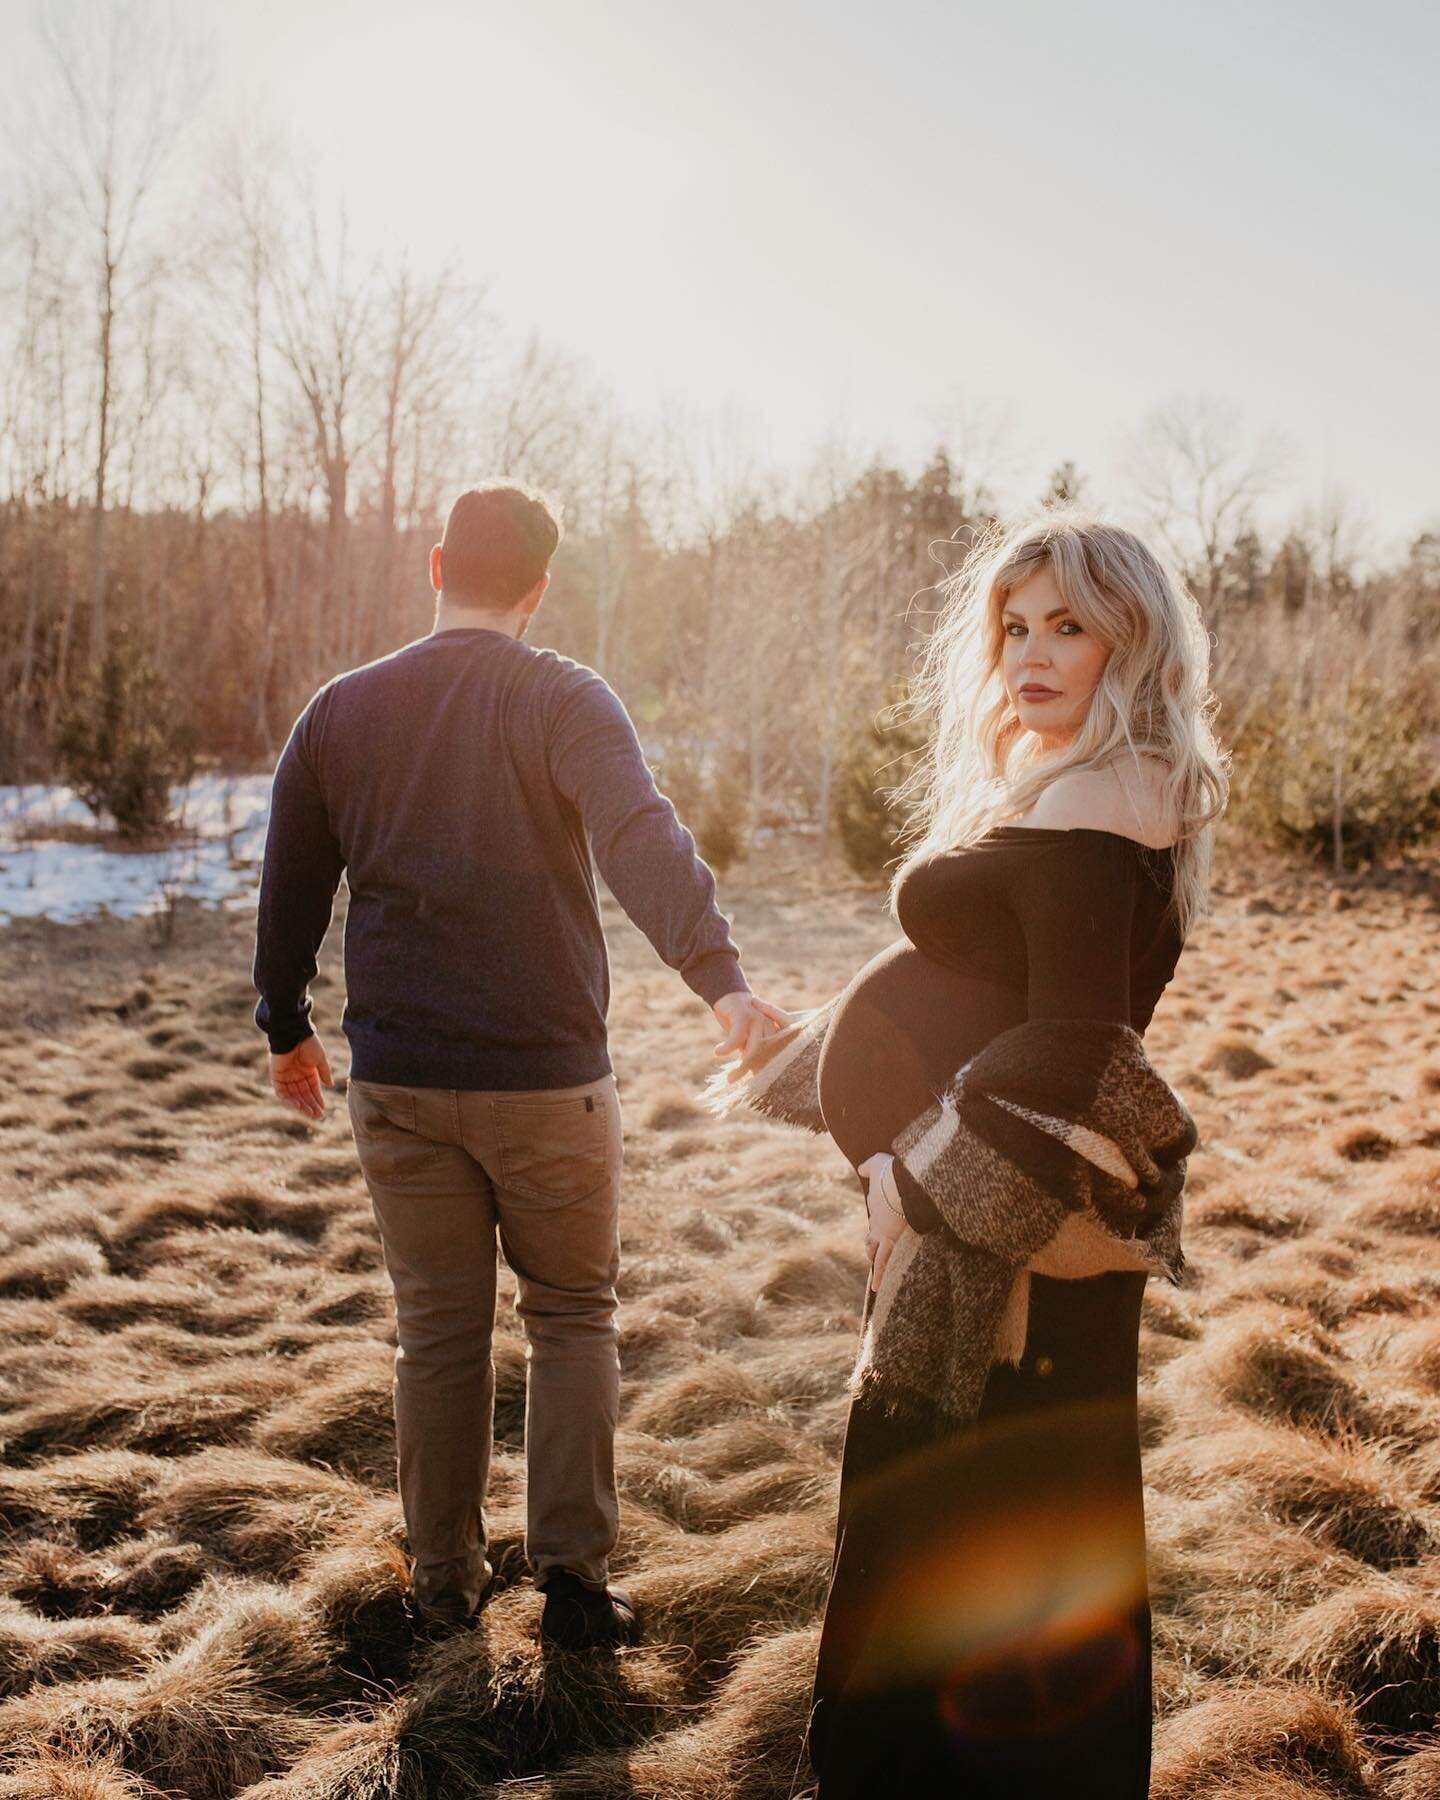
xmin=89 ymin=243 xmax=116 ymax=667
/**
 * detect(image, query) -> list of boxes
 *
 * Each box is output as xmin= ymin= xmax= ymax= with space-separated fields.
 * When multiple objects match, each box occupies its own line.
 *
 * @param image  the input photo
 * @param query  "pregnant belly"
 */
xmin=817 ymin=939 xmax=1026 ymax=1171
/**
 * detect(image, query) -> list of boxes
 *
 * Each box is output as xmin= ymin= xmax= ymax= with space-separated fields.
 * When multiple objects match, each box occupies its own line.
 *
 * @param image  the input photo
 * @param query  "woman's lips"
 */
xmin=1019 ymin=686 xmax=1060 ymax=698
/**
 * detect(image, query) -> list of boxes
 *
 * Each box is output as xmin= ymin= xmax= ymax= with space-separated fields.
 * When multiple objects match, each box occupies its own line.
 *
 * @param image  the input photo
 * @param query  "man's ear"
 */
xmin=521 ymin=571 xmax=551 ymax=615
xmin=430 ymin=544 xmax=443 ymax=593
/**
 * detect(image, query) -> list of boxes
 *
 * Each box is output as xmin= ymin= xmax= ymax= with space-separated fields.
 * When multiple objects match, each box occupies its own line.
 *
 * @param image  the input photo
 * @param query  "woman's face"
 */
xmin=999 ymin=565 xmax=1111 ymax=751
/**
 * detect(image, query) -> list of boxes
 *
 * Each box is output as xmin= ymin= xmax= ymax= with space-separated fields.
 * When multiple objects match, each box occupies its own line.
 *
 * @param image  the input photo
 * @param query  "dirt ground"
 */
xmin=0 ymin=826 xmax=1438 ymax=1798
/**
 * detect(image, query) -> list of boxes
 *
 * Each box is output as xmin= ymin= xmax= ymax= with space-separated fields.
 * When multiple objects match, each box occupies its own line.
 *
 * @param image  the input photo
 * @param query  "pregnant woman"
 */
xmin=715 ymin=510 xmax=1226 ymax=1797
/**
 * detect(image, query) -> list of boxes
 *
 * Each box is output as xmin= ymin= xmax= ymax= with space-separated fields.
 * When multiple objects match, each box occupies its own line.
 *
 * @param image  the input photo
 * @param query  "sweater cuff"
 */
xmin=255 ymin=995 xmax=316 ymax=1056
xmin=685 ymin=951 xmax=750 ymax=1009
xmin=892 ymin=1157 xmax=943 ymax=1234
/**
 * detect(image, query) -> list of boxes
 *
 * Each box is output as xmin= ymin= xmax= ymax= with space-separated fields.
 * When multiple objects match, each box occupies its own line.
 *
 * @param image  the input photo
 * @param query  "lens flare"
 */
xmin=837 ymin=1394 xmax=1148 ymax=1749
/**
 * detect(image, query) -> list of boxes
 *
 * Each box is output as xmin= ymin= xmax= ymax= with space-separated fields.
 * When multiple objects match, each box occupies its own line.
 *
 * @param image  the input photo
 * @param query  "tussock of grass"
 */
xmin=643 ymin=1085 xmax=705 ymax=1131
xmin=0 ymin=1657 xmax=322 ymax=1800
xmin=757 ymin=1242 xmax=865 ymax=1310
xmin=743 ymin=1337 xmax=857 ymax=1407
xmin=1151 ymin=1680 xmax=1374 ymax=1797
xmin=1142 ymin=1287 xmax=1202 ymax=1340
xmin=619 ymin=1252 xmax=707 ymax=1298
xmin=138 ymin=1450 xmax=389 ymax=1580
xmin=1187 ymin=1187 xmax=1312 ymax=1238
xmin=226 ymin=1717 xmax=414 ymax=1800
xmin=122 ymin=1225 xmax=317 ymax=1282
xmin=123 ymin=1057 xmax=185 ymax=1083
xmin=1361 ymin=1163 xmax=1440 ymax=1237
xmin=0 ymin=1236 xmax=107 ymax=1300
xmin=103 ymin=1537 xmax=211 ymax=1617
xmin=1386 ymin=1743 xmax=1440 ymax=1798
xmin=497 ymin=1627 xmax=820 ymax=1800
xmin=671 ymin=1207 xmax=740 ymax=1253
xmin=1381 ymin=1315 xmax=1440 ymax=1394
xmin=165 ymin=1081 xmax=243 ymax=1112
xmin=256 ymin=1363 xmax=395 ymax=1487
xmin=103 ymin=1187 xmax=331 ymax=1272
xmin=1201 ymin=1032 xmax=1276 ymax=1078
xmin=626 ymin=1358 xmax=772 ymax=1438
xmin=625 ymin=1512 xmax=831 ymax=1681
xmin=0 ymin=1749 xmax=158 ymax=1799
xmin=1400 ymin=1437 xmax=1440 ymax=1505
xmin=0 ymin=1533 xmax=200 ymax=1624
xmin=1271 ymin=1580 xmax=1440 ymax=1737
xmin=1149 ymin=1419 xmax=1434 ymax=1568
xmin=155 ymin=1586 xmax=350 ymax=1712
xmin=3 ymin=1364 xmax=286 ymax=1465
xmin=1188 ymin=1305 xmax=1375 ymax=1434
xmin=1336 ymin=1124 xmax=1399 ymax=1163
xmin=55 ymin=1272 xmax=268 ymax=1339
xmin=278 ymin=1631 xmax=689 ymax=1795
xmin=297 ymin=1279 xmax=389 ymax=1330
xmin=0 ymin=1603 xmax=152 ymax=1696
xmin=298 ymin=1537 xmax=413 ymax=1689
xmin=0 ymin=1191 xmax=103 ymax=1253
xmin=0 ymin=1450 xmax=166 ymax=1547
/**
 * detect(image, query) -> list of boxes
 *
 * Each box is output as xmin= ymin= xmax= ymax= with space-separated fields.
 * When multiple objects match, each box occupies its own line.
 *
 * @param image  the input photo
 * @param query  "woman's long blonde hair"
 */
xmin=887 ymin=507 xmax=1230 ymax=940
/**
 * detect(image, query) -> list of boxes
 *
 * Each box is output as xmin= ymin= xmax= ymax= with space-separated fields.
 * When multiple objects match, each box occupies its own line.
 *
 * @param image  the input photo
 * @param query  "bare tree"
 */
xmin=1126 ymin=396 xmax=1286 ymax=615
xmin=368 ymin=261 xmax=487 ymax=639
xmin=0 ymin=192 xmax=80 ymax=740
xmin=271 ymin=197 xmax=381 ymax=671
xmin=30 ymin=0 xmax=203 ymax=666
xmin=480 ymin=335 xmax=593 ymax=502
xmin=800 ymin=437 xmax=883 ymax=850
xmin=209 ymin=134 xmax=286 ymax=748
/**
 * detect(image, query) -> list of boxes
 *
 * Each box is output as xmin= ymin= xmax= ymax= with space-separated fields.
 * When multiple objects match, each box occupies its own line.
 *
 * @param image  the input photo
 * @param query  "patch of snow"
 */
xmin=0 ymin=774 xmax=273 ymax=925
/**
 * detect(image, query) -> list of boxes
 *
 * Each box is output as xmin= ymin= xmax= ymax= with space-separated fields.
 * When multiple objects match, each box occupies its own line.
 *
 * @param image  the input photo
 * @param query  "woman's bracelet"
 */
xmin=876 ymin=1159 xmax=906 ymax=1221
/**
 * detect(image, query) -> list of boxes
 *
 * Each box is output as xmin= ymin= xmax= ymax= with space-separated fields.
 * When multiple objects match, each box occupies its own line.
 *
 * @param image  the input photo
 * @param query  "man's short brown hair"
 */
xmin=439 ymin=483 xmax=562 ymax=609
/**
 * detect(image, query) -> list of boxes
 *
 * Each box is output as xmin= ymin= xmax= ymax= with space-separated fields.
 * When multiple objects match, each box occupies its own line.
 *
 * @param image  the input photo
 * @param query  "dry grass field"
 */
xmin=1 ymin=831 xmax=1438 ymax=1799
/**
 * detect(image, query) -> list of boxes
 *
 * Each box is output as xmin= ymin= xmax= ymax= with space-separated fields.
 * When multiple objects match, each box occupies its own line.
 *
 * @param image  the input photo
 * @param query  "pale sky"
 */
xmin=4 ymin=0 xmax=1437 ymax=563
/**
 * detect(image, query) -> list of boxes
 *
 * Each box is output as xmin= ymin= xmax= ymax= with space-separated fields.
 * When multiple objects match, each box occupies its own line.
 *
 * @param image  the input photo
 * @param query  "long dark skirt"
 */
xmin=807 ymin=1269 xmax=1152 ymax=1800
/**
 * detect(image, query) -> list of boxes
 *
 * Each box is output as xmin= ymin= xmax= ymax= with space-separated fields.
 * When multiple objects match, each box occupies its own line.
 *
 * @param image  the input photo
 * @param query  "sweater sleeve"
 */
xmin=252 ymin=697 xmax=346 ymax=1053
xmin=891 ymin=834 xmax=1140 ymax=1230
xmin=546 ymin=668 xmax=748 ymax=1008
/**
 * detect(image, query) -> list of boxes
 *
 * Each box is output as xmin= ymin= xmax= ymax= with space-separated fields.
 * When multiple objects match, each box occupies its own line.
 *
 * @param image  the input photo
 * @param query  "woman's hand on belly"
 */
xmin=858 ymin=1152 xmax=911 ymax=1292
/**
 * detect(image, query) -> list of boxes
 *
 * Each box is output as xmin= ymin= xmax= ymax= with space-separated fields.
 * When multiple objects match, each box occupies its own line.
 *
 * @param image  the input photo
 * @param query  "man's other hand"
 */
xmin=711 ymin=991 xmax=790 ymax=1075
xmin=269 ymin=1034 xmax=334 ymax=1120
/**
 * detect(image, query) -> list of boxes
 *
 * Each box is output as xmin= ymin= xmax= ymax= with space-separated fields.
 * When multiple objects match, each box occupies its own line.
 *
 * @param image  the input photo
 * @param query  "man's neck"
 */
xmin=432 ymin=598 xmax=525 ymax=639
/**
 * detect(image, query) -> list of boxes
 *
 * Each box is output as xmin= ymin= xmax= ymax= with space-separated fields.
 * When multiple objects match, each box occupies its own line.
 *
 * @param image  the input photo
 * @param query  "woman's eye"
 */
xmin=1059 ymin=621 xmax=1082 ymax=634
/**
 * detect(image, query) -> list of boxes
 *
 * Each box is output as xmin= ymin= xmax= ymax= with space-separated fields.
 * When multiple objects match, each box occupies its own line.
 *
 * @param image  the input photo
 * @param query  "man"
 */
xmin=253 ymin=482 xmax=781 ymax=1648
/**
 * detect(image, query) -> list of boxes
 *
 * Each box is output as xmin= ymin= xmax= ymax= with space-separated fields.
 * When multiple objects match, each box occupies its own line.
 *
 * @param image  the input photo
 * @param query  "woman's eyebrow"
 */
xmin=1002 ymin=606 xmax=1072 ymax=620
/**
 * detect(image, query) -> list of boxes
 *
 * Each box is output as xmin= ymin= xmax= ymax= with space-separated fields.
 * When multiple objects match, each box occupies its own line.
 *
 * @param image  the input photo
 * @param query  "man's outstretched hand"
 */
xmin=712 ymin=990 xmax=791 ymax=1075
xmin=269 ymin=1034 xmax=334 ymax=1120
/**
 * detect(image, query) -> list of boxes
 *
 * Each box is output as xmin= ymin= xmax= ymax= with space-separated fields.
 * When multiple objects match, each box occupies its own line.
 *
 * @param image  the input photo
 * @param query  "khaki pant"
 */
xmin=347 ymin=1073 xmax=623 ymax=1612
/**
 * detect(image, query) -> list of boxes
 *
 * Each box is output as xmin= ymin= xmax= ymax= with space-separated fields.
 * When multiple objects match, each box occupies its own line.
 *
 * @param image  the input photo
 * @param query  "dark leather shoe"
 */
xmin=406 ymin=1569 xmax=497 ymax=1641
xmin=539 ymin=1570 xmax=639 ymax=1648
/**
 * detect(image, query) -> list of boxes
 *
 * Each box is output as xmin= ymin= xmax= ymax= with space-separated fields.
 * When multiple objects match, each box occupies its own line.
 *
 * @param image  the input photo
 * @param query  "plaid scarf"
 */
xmin=706 ymin=1000 xmax=1196 ymax=1427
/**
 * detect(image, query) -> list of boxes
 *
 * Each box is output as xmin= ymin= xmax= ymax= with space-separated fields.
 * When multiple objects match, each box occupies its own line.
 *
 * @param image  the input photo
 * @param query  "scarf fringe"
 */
xmin=699 ymin=998 xmax=837 ymax=1133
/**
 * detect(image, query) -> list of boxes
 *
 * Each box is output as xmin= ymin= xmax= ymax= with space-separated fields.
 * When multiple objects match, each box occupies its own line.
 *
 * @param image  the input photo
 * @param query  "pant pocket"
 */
xmin=349 ymin=1081 xmax=443 ymax=1184
xmin=493 ymin=1090 xmax=613 ymax=1206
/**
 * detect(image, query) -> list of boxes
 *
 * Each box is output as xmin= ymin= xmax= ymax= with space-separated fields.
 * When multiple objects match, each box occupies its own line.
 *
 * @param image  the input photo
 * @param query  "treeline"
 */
xmin=2 ymin=5 xmax=1438 ymax=867
xmin=4 ymin=455 xmax=1439 ymax=870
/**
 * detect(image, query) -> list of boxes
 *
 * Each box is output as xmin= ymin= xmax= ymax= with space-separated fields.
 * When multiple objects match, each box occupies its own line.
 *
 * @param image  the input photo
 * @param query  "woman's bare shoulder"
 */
xmin=1026 ymin=758 xmax=1179 ymax=848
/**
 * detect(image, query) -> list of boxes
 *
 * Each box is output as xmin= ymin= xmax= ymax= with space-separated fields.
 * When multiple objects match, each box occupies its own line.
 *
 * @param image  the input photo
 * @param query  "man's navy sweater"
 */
xmin=252 ymin=627 xmax=748 ymax=1089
